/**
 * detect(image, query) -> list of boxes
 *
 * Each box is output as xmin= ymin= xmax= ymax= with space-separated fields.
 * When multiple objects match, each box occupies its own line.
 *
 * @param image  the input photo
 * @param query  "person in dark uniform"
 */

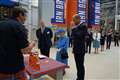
xmin=85 ymin=28 xmax=93 ymax=54
xmin=114 ymin=31 xmax=119 ymax=47
xmin=0 ymin=7 xmax=35 ymax=80
xmin=71 ymin=14 xmax=87 ymax=80
xmin=106 ymin=29 xmax=113 ymax=49
xmin=36 ymin=20 xmax=53 ymax=57
xmin=100 ymin=32 xmax=106 ymax=51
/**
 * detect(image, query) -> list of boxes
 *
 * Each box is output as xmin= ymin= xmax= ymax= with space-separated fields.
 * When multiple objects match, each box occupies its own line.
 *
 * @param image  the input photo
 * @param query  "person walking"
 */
xmin=106 ymin=29 xmax=113 ymax=49
xmin=114 ymin=31 xmax=119 ymax=47
xmin=100 ymin=32 xmax=106 ymax=51
xmin=36 ymin=20 xmax=53 ymax=57
xmin=93 ymin=30 xmax=101 ymax=54
xmin=71 ymin=14 xmax=87 ymax=80
xmin=85 ymin=28 xmax=93 ymax=54
xmin=0 ymin=7 xmax=35 ymax=80
xmin=55 ymin=29 xmax=69 ymax=75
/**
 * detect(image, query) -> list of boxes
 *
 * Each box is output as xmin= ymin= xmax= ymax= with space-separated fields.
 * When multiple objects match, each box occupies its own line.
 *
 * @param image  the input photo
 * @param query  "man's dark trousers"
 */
xmin=40 ymin=47 xmax=50 ymax=57
xmin=106 ymin=39 xmax=112 ymax=49
xmin=86 ymin=41 xmax=92 ymax=53
xmin=74 ymin=53 xmax=85 ymax=80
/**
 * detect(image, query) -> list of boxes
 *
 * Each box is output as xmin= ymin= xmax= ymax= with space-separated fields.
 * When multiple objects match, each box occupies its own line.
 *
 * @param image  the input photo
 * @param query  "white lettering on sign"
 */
xmin=80 ymin=16 xmax=86 ymax=20
xmin=56 ymin=0 xmax=64 ymax=5
xmin=11 ymin=0 xmax=19 ymax=2
xmin=95 ymin=15 xmax=100 ymax=19
xmin=56 ymin=16 xmax=63 ymax=20
xmin=56 ymin=11 xmax=63 ymax=16
xmin=94 ymin=2 xmax=100 ymax=25
xmin=79 ymin=3 xmax=83 ymax=7
xmin=80 ymin=20 xmax=86 ymax=23
xmin=78 ymin=0 xmax=86 ymax=3
xmin=95 ymin=6 xmax=100 ymax=10
xmin=56 ymin=20 xmax=63 ymax=23
xmin=78 ymin=4 xmax=86 ymax=8
xmin=78 ymin=11 xmax=86 ymax=15
xmin=95 ymin=9 xmax=100 ymax=13
xmin=56 ymin=5 xmax=64 ymax=9
xmin=54 ymin=0 xmax=65 ymax=23
xmin=78 ymin=0 xmax=87 ymax=23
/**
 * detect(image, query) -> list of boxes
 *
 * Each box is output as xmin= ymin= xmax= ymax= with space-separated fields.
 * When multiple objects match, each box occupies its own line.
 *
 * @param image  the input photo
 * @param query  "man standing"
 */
xmin=106 ymin=29 xmax=113 ymax=49
xmin=36 ymin=21 xmax=53 ymax=57
xmin=85 ymin=28 xmax=93 ymax=54
xmin=0 ymin=7 xmax=35 ymax=80
xmin=71 ymin=14 xmax=87 ymax=80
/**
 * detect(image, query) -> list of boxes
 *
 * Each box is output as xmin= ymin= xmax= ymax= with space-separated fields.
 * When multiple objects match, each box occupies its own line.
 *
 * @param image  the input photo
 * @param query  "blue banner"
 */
xmin=94 ymin=0 xmax=100 ymax=25
xmin=0 ymin=0 xmax=17 ymax=7
xmin=78 ymin=0 xmax=87 ymax=23
xmin=51 ymin=0 xmax=65 ymax=24
xmin=88 ymin=0 xmax=100 ymax=25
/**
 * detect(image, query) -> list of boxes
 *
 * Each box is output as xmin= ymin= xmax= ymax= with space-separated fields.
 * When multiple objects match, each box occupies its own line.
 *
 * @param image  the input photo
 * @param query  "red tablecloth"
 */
xmin=24 ymin=55 xmax=66 ymax=79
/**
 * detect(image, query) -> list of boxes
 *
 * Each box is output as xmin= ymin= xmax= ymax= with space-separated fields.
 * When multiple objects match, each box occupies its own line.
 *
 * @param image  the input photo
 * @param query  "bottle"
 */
xmin=29 ymin=50 xmax=40 ymax=71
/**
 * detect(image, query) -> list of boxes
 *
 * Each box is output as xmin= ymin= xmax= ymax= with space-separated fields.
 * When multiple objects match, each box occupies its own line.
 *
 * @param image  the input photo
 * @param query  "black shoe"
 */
xmin=63 ymin=70 xmax=66 ymax=76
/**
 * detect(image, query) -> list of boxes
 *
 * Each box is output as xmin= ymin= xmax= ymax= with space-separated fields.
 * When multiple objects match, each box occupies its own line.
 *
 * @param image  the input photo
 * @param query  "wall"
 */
xmin=20 ymin=4 xmax=38 ymax=40
xmin=39 ymin=0 xmax=54 ymax=27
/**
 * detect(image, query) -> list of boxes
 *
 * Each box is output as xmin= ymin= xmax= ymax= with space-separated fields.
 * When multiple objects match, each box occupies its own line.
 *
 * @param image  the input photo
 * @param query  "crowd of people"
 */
xmin=85 ymin=28 xmax=119 ymax=54
xmin=0 ymin=7 xmax=119 ymax=80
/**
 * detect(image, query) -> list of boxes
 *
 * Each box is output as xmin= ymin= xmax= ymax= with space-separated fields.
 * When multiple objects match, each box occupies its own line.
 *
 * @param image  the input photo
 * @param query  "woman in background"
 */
xmin=55 ymin=29 xmax=69 ymax=75
xmin=93 ymin=30 xmax=101 ymax=54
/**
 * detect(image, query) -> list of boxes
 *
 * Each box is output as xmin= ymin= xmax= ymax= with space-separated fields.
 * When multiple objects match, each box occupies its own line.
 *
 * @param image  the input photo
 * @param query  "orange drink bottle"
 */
xmin=29 ymin=51 xmax=40 ymax=71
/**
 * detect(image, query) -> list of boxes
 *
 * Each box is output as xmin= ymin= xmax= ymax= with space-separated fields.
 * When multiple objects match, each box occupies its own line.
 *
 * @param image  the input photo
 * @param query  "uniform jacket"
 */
xmin=71 ymin=23 xmax=87 ymax=54
xmin=36 ymin=27 xmax=53 ymax=48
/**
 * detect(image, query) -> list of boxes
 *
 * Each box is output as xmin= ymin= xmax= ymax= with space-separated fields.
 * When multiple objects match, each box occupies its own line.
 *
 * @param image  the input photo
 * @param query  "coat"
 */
xmin=71 ymin=23 xmax=87 ymax=54
xmin=36 ymin=27 xmax=53 ymax=49
xmin=55 ymin=36 xmax=69 ymax=65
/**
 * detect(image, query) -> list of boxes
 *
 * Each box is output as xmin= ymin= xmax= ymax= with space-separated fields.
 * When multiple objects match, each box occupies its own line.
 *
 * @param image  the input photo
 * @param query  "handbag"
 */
xmin=59 ymin=48 xmax=69 ymax=60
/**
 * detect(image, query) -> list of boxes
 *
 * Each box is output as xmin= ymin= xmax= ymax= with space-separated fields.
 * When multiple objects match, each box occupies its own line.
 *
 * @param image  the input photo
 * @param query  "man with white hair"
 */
xmin=36 ymin=20 xmax=53 ymax=57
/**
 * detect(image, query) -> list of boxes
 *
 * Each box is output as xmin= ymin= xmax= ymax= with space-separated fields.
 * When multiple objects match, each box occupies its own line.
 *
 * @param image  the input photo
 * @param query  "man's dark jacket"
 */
xmin=36 ymin=27 xmax=53 ymax=49
xmin=72 ymin=23 xmax=87 ymax=54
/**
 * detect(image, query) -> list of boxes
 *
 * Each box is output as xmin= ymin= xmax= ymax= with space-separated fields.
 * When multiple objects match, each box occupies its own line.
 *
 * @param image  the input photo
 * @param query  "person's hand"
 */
xmin=21 ymin=41 xmax=36 ymax=54
xmin=29 ymin=41 xmax=36 ymax=49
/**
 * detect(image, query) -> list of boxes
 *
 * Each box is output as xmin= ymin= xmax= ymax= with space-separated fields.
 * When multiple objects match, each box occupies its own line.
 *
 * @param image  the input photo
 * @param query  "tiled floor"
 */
xmin=48 ymin=42 xmax=120 ymax=80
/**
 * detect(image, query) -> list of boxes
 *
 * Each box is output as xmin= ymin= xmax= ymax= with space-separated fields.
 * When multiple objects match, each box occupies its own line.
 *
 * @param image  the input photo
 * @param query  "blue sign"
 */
xmin=78 ymin=0 xmax=87 ymax=23
xmin=88 ymin=0 xmax=100 ymax=25
xmin=94 ymin=0 xmax=100 ymax=25
xmin=0 ymin=0 xmax=17 ymax=7
xmin=51 ymin=0 xmax=65 ymax=24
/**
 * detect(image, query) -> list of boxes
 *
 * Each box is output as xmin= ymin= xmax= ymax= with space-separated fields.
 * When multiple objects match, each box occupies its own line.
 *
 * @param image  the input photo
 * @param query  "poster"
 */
xmin=94 ymin=0 xmax=100 ymax=25
xmin=51 ymin=0 xmax=65 ymax=24
xmin=88 ymin=0 xmax=100 ymax=25
xmin=78 ymin=0 xmax=87 ymax=23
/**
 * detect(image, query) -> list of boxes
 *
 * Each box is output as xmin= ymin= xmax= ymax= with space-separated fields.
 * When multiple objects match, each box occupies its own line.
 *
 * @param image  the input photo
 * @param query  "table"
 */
xmin=24 ymin=55 xmax=67 ymax=80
